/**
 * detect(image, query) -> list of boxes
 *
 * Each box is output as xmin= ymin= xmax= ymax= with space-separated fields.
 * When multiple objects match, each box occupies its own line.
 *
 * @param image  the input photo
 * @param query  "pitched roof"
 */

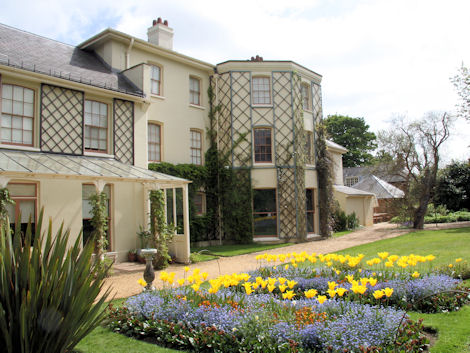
xmin=0 ymin=23 xmax=142 ymax=96
xmin=0 ymin=149 xmax=189 ymax=185
xmin=343 ymin=165 xmax=406 ymax=183
xmin=353 ymin=175 xmax=405 ymax=199
xmin=333 ymin=185 xmax=375 ymax=197
xmin=326 ymin=140 xmax=348 ymax=153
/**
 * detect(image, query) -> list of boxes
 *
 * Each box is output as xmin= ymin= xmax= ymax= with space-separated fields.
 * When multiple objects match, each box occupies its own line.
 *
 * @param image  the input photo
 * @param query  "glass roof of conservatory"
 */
xmin=0 ymin=149 xmax=189 ymax=185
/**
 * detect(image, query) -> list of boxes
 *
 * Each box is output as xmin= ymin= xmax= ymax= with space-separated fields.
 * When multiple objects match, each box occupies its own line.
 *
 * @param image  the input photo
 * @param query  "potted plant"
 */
xmin=127 ymin=249 xmax=137 ymax=262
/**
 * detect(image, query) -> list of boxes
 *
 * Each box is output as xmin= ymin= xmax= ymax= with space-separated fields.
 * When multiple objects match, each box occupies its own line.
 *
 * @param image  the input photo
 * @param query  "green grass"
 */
xmin=190 ymin=242 xmax=293 ymax=262
xmin=336 ymin=227 xmax=470 ymax=267
xmin=333 ymin=230 xmax=353 ymax=238
xmin=75 ymin=326 xmax=182 ymax=353
xmin=408 ymin=304 xmax=470 ymax=353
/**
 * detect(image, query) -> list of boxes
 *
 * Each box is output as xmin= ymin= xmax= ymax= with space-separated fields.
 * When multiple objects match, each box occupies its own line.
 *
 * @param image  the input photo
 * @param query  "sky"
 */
xmin=1 ymin=0 xmax=469 ymax=163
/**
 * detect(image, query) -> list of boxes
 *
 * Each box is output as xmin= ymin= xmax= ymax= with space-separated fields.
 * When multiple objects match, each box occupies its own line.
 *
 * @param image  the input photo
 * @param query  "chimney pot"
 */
xmin=152 ymin=19 xmax=157 ymax=26
xmin=148 ymin=18 xmax=174 ymax=50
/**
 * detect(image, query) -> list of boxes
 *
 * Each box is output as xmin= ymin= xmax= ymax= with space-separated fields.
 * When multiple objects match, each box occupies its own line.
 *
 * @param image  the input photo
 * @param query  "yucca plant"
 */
xmin=0 ymin=209 xmax=111 ymax=353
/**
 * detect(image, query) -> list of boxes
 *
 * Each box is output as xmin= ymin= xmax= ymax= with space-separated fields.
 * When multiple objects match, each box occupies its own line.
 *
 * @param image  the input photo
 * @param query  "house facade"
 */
xmin=0 ymin=23 xmax=192 ymax=262
xmin=1 ymin=19 xmax=376 ymax=259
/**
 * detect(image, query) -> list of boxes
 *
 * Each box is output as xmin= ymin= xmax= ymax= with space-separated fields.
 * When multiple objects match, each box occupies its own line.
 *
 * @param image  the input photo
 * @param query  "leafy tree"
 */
xmin=378 ymin=112 xmax=452 ymax=229
xmin=324 ymin=115 xmax=377 ymax=167
xmin=452 ymin=65 xmax=470 ymax=121
xmin=434 ymin=161 xmax=470 ymax=211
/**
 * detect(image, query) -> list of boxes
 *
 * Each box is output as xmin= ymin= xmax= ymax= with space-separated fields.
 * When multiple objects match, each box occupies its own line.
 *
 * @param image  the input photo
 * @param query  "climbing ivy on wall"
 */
xmin=89 ymin=191 xmax=108 ymax=259
xmin=315 ymin=121 xmax=335 ymax=238
xmin=149 ymin=84 xmax=253 ymax=244
xmin=149 ymin=189 xmax=175 ymax=270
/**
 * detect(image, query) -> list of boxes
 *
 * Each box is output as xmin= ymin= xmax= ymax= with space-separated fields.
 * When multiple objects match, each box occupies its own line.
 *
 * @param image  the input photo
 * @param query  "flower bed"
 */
xmin=107 ymin=251 xmax=470 ymax=352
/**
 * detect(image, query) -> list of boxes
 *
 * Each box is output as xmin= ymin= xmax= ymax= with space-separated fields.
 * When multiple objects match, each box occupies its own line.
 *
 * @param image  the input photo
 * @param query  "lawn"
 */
xmin=336 ymin=227 xmax=470 ymax=267
xmin=77 ymin=227 xmax=470 ymax=352
xmin=190 ymin=242 xmax=293 ymax=262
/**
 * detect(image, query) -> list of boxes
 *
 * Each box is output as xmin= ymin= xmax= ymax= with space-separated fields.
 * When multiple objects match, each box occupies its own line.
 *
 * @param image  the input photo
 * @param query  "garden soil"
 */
xmin=103 ymin=221 xmax=470 ymax=300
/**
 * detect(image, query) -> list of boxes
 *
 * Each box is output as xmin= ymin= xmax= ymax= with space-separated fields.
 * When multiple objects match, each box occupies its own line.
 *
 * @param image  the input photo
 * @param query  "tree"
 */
xmin=434 ymin=161 xmax=470 ymax=211
xmin=378 ymin=112 xmax=452 ymax=229
xmin=451 ymin=65 xmax=470 ymax=121
xmin=324 ymin=115 xmax=377 ymax=167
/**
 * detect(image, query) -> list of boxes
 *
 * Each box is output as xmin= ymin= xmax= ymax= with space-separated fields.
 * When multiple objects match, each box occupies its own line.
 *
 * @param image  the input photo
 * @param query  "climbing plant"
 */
xmin=89 ymin=191 xmax=108 ymax=260
xmin=315 ymin=121 xmax=335 ymax=238
xmin=0 ymin=188 xmax=14 ymax=228
xmin=149 ymin=189 xmax=175 ymax=270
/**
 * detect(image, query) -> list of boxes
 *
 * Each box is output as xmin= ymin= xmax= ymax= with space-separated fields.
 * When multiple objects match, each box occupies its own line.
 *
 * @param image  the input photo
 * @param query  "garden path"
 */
xmin=104 ymin=221 xmax=470 ymax=300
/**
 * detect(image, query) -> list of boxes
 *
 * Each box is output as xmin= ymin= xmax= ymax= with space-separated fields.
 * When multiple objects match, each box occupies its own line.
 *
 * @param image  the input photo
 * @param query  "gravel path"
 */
xmin=104 ymin=221 xmax=470 ymax=300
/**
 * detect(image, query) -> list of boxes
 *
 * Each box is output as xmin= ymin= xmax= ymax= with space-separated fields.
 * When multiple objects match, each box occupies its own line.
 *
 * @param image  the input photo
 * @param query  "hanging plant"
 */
xmin=89 ymin=191 xmax=108 ymax=260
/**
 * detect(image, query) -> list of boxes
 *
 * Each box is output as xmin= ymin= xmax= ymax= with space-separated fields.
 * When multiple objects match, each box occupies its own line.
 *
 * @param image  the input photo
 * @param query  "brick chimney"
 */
xmin=147 ymin=17 xmax=174 ymax=50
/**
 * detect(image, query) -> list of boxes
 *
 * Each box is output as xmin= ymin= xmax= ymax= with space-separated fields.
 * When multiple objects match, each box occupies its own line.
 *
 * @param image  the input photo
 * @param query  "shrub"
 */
xmin=0 ymin=211 xmax=110 ymax=353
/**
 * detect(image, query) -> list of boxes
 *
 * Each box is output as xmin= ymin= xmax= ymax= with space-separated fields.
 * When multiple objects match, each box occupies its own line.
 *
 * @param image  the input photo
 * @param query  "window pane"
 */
xmin=13 ymin=101 xmax=23 ymax=115
xmin=253 ymin=189 xmax=276 ymax=213
xmin=307 ymin=213 xmax=314 ymax=233
xmin=2 ymin=99 xmax=12 ymax=113
xmin=7 ymin=183 xmax=36 ymax=197
xmin=166 ymin=189 xmax=174 ymax=225
xmin=20 ymin=200 xmax=35 ymax=223
xmin=23 ymin=130 xmax=32 ymax=144
xmin=24 ymin=89 xmax=34 ymax=103
xmin=2 ymin=84 xmax=12 ymax=99
xmin=13 ymin=86 xmax=23 ymax=101
xmin=2 ymin=114 xmax=11 ymax=128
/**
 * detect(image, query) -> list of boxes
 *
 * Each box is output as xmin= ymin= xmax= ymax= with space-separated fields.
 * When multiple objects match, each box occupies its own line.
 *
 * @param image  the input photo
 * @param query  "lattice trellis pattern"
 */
xmin=40 ymin=84 xmax=83 ymax=154
xmin=252 ymin=107 xmax=273 ymax=126
xmin=231 ymin=72 xmax=252 ymax=167
xmin=113 ymin=99 xmax=134 ymax=165
xmin=312 ymin=83 xmax=323 ymax=124
xmin=277 ymin=168 xmax=297 ymax=239
xmin=273 ymin=72 xmax=294 ymax=166
xmin=292 ymin=73 xmax=307 ymax=240
xmin=216 ymin=73 xmax=232 ymax=160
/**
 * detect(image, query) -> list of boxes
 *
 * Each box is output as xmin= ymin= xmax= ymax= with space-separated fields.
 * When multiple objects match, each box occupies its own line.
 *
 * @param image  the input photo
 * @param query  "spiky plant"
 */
xmin=0 ymin=210 xmax=111 ymax=353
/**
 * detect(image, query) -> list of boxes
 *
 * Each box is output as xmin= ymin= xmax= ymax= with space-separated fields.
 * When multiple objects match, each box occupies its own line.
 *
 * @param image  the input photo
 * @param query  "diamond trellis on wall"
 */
xmin=292 ymin=73 xmax=307 ymax=240
xmin=231 ymin=72 xmax=252 ymax=167
xmin=216 ymin=73 xmax=232 ymax=159
xmin=312 ymin=83 xmax=323 ymax=124
xmin=273 ymin=72 xmax=294 ymax=167
xmin=277 ymin=167 xmax=297 ymax=239
xmin=113 ymin=99 xmax=134 ymax=165
xmin=40 ymin=84 xmax=83 ymax=155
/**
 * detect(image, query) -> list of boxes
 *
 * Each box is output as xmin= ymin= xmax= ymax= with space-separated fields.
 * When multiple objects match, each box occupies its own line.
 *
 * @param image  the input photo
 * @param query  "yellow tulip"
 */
xmin=383 ymin=287 xmax=394 ymax=297
xmin=278 ymin=277 xmax=287 ymax=285
xmin=137 ymin=278 xmax=147 ymax=287
xmin=378 ymin=252 xmax=389 ymax=260
xmin=284 ymin=264 xmax=289 ymax=270
xmin=202 ymin=272 xmax=209 ymax=280
xmin=191 ymin=283 xmax=200 ymax=292
xmin=368 ymin=278 xmax=377 ymax=287
xmin=268 ymin=284 xmax=276 ymax=292
xmin=336 ymin=287 xmax=348 ymax=297
xmin=184 ymin=266 xmax=190 ymax=272
xmin=317 ymin=295 xmax=327 ymax=304
xmin=287 ymin=280 xmax=297 ymax=289
xmin=456 ymin=258 xmax=462 ymax=263
xmin=327 ymin=289 xmax=336 ymax=298
xmin=279 ymin=284 xmax=287 ymax=293
xmin=328 ymin=281 xmax=337 ymax=290
xmin=177 ymin=278 xmax=185 ymax=286
xmin=282 ymin=290 xmax=295 ymax=300
xmin=304 ymin=289 xmax=318 ymax=298
xmin=412 ymin=271 xmax=420 ymax=278
xmin=373 ymin=290 xmax=384 ymax=299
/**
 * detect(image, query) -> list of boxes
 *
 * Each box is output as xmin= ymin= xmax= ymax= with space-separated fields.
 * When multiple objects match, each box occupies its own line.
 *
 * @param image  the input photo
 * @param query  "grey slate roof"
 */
xmin=343 ymin=165 xmax=406 ymax=184
xmin=0 ymin=23 xmax=141 ymax=96
xmin=0 ymin=149 xmax=188 ymax=184
xmin=352 ymin=175 xmax=405 ymax=199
